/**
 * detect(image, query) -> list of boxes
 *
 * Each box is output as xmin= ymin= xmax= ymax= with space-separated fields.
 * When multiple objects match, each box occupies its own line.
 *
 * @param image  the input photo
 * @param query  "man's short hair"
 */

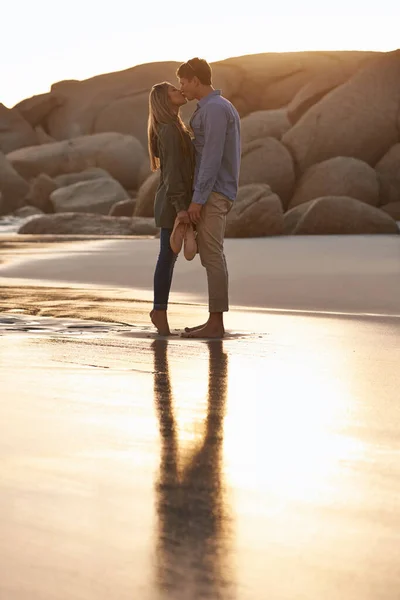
xmin=176 ymin=58 xmax=212 ymax=85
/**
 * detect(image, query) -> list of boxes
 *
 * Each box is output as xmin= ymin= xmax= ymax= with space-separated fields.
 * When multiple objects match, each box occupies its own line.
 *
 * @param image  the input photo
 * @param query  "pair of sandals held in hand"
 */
xmin=170 ymin=217 xmax=197 ymax=261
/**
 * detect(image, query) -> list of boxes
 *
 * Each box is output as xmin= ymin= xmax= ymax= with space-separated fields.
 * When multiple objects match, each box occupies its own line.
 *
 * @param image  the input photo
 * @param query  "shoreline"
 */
xmin=1 ymin=235 xmax=399 ymax=318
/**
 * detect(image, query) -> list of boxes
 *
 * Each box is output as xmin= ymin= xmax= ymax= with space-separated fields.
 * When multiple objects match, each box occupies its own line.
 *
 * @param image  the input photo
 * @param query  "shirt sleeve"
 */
xmin=192 ymin=102 xmax=228 ymax=205
xmin=159 ymin=125 xmax=191 ymax=213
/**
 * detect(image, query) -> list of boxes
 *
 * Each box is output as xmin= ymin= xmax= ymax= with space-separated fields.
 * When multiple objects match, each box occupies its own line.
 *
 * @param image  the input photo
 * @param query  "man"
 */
xmin=177 ymin=57 xmax=241 ymax=339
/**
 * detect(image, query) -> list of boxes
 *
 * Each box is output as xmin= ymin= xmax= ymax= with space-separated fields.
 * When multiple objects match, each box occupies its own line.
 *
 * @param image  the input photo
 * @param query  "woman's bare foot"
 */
xmin=150 ymin=310 xmax=171 ymax=336
xmin=181 ymin=322 xmax=225 ymax=339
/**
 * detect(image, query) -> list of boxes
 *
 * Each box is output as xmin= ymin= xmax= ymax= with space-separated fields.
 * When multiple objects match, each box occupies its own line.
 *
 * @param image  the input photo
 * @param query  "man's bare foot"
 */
xmin=150 ymin=310 xmax=171 ymax=336
xmin=181 ymin=322 xmax=225 ymax=339
xmin=184 ymin=321 xmax=225 ymax=334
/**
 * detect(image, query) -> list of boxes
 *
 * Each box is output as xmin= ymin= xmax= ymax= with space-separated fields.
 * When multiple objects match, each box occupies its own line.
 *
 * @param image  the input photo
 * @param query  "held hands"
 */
xmin=187 ymin=202 xmax=202 ymax=225
xmin=176 ymin=210 xmax=190 ymax=224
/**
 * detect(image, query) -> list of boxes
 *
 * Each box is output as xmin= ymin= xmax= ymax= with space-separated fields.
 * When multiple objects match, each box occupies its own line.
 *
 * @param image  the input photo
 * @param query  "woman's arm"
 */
xmin=158 ymin=125 xmax=191 ymax=214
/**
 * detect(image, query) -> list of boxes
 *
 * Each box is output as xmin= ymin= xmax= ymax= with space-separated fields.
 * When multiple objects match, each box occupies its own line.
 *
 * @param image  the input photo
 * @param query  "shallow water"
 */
xmin=1 ymin=310 xmax=399 ymax=599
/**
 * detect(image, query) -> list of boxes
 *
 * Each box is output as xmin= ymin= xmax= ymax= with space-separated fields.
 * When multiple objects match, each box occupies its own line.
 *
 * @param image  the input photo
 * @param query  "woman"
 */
xmin=148 ymin=82 xmax=195 ymax=336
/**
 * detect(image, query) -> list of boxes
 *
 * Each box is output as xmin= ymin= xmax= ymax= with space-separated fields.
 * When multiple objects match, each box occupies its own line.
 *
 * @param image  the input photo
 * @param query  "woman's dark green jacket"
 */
xmin=154 ymin=122 xmax=194 ymax=229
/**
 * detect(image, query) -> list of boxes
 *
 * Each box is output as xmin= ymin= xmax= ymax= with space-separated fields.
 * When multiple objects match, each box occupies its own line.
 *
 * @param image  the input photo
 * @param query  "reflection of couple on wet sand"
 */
xmin=152 ymin=339 xmax=234 ymax=598
xmin=148 ymin=57 xmax=241 ymax=339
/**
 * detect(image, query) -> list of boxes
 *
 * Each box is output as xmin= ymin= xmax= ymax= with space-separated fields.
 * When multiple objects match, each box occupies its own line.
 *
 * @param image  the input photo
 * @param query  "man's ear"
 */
xmin=193 ymin=76 xmax=200 ymax=87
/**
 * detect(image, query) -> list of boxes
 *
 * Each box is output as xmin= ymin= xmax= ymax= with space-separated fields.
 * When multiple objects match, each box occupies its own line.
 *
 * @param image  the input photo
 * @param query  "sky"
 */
xmin=1 ymin=0 xmax=399 ymax=108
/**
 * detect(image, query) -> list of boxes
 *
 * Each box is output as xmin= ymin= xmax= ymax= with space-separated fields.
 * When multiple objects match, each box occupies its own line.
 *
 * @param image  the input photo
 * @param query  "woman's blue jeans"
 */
xmin=153 ymin=228 xmax=177 ymax=310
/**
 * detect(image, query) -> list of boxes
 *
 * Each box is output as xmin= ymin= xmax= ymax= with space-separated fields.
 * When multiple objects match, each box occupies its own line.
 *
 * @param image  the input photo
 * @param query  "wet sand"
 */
xmin=0 ymin=235 xmax=400 ymax=599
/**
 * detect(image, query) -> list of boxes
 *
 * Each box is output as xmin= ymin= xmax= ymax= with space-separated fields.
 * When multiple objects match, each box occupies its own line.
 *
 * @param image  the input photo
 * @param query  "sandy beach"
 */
xmin=1 ymin=234 xmax=400 ymax=600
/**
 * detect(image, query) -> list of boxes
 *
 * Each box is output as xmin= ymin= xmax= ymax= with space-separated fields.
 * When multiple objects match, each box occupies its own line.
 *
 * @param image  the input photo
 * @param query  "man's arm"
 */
xmin=192 ymin=102 xmax=228 ymax=205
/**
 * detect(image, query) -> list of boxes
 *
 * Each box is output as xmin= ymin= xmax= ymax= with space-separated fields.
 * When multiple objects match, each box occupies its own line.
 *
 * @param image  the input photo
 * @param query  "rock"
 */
xmin=13 ymin=206 xmax=43 ymax=218
xmin=7 ymin=132 xmax=146 ymax=189
xmin=14 ymin=93 xmax=62 ymax=127
xmin=39 ymin=52 xmax=376 ymax=145
xmin=381 ymin=202 xmax=400 ymax=221
xmin=18 ymin=213 xmax=159 ymax=236
xmin=287 ymin=68 xmax=349 ymax=124
xmin=34 ymin=125 xmax=56 ymax=145
xmin=134 ymin=171 xmax=160 ymax=217
xmin=0 ymin=152 xmax=30 ymax=216
xmin=50 ymin=178 xmax=130 ymax=214
xmin=375 ymin=144 xmax=400 ymax=202
xmin=283 ymin=196 xmax=399 ymax=235
xmin=290 ymin=157 xmax=380 ymax=209
xmin=282 ymin=51 xmax=400 ymax=173
xmin=239 ymin=137 xmax=295 ymax=208
xmin=0 ymin=103 xmax=37 ymax=154
xmin=109 ymin=198 xmax=136 ymax=217
xmin=226 ymin=184 xmax=283 ymax=237
xmin=240 ymin=109 xmax=290 ymax=144
xmin=54 ymin=167 xmax=112 ymax=188
xmin=26 ymin=173 xmax=57 ymax=212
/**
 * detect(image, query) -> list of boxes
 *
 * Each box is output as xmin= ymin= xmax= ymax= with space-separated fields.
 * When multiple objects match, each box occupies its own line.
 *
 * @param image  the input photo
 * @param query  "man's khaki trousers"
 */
xmin=196 ymin=192 xmax=232 ymax=313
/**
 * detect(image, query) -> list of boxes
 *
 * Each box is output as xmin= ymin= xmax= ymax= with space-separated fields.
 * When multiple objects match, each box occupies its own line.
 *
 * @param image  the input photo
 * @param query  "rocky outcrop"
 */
xmin=226 ymin=183 xmax=283 ymax=237
xmin=282 ymin=51 xmax=400 ymax=173
xmin=284 ymin=196 xmax=399 ymax=235
xmin=240 ymin=137 xmax=295 ymax=207
xmin=0 ymin=104 xmax=37 ymax=154
xmin=50 ymin=178 xmax=130 ymax=214
xmin=7 ymin=132 xmax=146 ymax=189
xmin=18 ymin=213 xmax=158 ymax=235
xmin=30 ymin=52 xmax=376 ymax=148
xmin=0 ymin=152 xmax=29 ymax=215
xmin=290 ymin=157 xmax=380 ymax=208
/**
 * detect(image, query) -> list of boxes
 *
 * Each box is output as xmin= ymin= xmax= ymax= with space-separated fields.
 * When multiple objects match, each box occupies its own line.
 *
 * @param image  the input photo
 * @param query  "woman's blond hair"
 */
xmin=147 ymin=82 xmax=190 ymax=172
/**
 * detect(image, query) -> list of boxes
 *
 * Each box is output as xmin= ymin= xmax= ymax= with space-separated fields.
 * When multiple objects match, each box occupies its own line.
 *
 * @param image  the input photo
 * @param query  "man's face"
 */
xmin=179 ymin=77 xmax=198 ymax=101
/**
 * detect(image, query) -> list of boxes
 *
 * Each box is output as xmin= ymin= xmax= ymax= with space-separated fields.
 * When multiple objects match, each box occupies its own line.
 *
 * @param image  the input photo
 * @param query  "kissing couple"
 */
xmin=148 ymin=57 xmax=241 ymax=339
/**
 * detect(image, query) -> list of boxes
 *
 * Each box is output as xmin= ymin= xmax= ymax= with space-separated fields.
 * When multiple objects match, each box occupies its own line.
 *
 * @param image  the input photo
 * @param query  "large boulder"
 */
xmin=282 ymin=50 xmax=400 ymax=173
xmin=0 ymin=104 xmax=37 ymax=154
xmin=50 ymin=178 xmax=130 ymax=214
xmin=26 ymin=173 xmax=57 ymax=212
xmin=240 ymin=109 xmax=290 ymax=144
xmin=14 ymin=206 xmax=44 ymax=218
xmin=109 ymin=198 xmax=137 ymax=217
xmin=226 ymin=184 xmax=283 ymax=237
xmin=290 ymin=157 xmax=380 ymax=209
xmin=54 ymin=167 xmax=112 ymax=188
xmin=222 ymin=51 xmax=376 ymax=115
xmin=14 ymin=92 xmax=62 ymax=127
xmin=7 ymin=132 xmax=146 ymax=190
xmin=134 ymin=171 xmax=160 ymax=217
xmin=0 ymin=152 xmax=29 ymax=215
xmin=287 ymin=68 xmax=349 ymax=124
xmin=283 ymin=196 xmax=399 ymax=235
xmin=381 ymin=202 xmax=400 ymax=221
xmin=239 ymin=137 xmax=295 ymax=207
xmin=375 ymin=144 xmax=400 ymax=203
xmin=18 ymin=213 xmax=158 ymax=235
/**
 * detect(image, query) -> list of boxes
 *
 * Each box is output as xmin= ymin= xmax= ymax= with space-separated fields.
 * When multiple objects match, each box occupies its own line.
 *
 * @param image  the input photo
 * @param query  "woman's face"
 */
xmin=167 ymin=85 xmax=187 ymax=107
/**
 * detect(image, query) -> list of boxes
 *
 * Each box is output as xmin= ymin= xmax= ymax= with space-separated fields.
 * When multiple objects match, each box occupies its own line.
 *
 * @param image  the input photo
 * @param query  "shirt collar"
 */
xmin=197 ymin=89 xmax=221 ymax=109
